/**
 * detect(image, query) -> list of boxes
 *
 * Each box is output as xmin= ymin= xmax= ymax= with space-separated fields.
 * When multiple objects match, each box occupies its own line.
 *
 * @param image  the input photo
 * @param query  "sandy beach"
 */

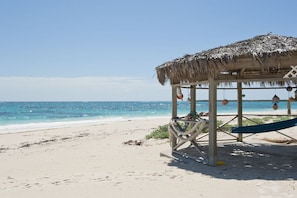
xmin=0 ymin=116 xmax=296 ymax=198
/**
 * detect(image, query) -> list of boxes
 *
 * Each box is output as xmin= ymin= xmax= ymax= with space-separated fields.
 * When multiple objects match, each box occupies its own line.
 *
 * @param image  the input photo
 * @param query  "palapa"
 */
xmin=156 ymin=34 xmax=297 ymax=86
xmin=155 ymin=34 xmax=297 ymax=166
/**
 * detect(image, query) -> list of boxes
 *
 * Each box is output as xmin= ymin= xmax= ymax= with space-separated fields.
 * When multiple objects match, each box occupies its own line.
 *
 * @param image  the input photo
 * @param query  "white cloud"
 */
xmin=0 ymin=76 xmax=171 ymax=101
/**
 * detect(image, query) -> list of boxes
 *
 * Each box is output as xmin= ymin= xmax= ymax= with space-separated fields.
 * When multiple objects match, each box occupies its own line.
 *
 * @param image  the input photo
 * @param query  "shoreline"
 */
xmin=2 ymin=109 xmax=297 ymax=135
xmin=0 ymin=115 xmax=172 ymax=134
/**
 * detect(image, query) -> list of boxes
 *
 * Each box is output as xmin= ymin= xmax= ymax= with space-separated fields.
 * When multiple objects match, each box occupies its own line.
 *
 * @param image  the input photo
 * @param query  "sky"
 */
xmin=1 ymin=0 xmax=297 ymax=101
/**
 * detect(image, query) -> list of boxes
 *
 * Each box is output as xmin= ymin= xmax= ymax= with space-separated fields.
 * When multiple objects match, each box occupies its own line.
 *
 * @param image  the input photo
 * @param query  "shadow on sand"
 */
xmin=167 ymin=142 xmax=297 ymax=180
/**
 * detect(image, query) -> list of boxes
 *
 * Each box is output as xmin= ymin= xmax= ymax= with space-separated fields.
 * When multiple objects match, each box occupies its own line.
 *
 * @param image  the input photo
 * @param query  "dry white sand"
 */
xmin=0 ymin=116 xmax=296 ymax=198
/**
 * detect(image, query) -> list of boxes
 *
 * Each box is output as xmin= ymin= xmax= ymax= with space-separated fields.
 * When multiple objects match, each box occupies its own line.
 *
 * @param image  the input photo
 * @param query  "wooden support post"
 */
xmin=172 ymin=85 xmax=177 ymax=118
xmin=171 ymin=85 xmax=178 ymax=149
xmin=190 ymin=85 xmax=196 ymax=114
xmin=237 ymin=82 xmax=243 ymax=142
xmin=287 ymin=100 xmax=291 ymax=115
xmin=208 ymin=77 xmax=217 ymax=166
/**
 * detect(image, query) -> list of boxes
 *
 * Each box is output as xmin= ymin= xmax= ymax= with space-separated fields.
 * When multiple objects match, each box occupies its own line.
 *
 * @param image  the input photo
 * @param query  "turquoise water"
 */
xmin=0 ymin=101 xmax=295 ymax=132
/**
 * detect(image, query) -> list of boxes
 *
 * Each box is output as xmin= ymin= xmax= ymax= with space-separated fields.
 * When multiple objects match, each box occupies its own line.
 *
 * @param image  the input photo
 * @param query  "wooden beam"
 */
xmin=196 ymin=87 xmax=297 ymax=90
xmin=224 ymin=53 xmax=297 ymax=70
xmin=215 ymin=75 xmax=297 ymax=83
xmin=170 ymin=75 xmax=297 ymax=87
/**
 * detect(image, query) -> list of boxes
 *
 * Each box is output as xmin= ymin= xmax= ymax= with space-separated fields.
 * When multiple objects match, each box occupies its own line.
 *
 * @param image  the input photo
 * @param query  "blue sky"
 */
xmin=1 ymin=0 xmax=297 ymax=101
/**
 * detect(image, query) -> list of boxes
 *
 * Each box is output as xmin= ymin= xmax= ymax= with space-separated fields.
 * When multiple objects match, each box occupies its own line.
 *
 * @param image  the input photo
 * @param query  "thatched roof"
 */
xmin=156 ymin=34 xmax=297 ymax=85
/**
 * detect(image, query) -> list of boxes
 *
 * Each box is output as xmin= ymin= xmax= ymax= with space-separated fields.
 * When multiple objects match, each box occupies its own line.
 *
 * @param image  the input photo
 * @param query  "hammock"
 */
xmin=232 ymin=118 xmax=297 ymax=133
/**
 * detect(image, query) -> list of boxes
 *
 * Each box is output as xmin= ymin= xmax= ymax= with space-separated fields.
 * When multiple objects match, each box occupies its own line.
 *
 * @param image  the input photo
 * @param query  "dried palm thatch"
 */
xmin=156 ymin=34 xmax=297 ymax=85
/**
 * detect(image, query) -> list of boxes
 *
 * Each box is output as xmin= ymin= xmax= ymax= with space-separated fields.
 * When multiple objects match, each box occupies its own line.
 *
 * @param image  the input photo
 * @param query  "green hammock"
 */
xmin=232 ymin=118 xmax=297 ymax=133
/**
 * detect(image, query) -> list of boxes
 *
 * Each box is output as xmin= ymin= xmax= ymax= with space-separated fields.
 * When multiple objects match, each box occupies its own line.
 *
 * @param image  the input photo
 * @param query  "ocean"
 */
xmin=0 ymin=101 xmax=296 ymax=133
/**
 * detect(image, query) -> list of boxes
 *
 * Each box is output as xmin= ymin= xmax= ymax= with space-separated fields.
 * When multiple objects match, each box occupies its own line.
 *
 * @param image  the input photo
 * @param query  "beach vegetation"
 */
xmin=146 ymin=124 xmax=169 ymax=139
xmin=271 ymin=116 xmax=294 ymax=122
xmin=242 ymin=118 xmax=265 ymax=126
xmin=241 ymin=116 xmax=294 ymax=126
xmin=262 ymin=116 xmax=274 ymax=122
xmin=216 ymin=120 xmax=233 ymax=131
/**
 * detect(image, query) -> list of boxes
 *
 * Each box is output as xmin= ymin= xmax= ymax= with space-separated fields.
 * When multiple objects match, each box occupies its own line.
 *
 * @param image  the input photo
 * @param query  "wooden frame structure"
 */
xmin=155 ymin=34 xmax=297 ymax=166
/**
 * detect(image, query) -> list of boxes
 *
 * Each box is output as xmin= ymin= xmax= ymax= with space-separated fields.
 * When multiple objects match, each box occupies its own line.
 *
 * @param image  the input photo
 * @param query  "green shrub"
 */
xmin=242 ymin=116 xmax=294 ymax=126
xmin=146 ymin=124 xmax=169 ymax=139
xmin=272 ymin=116 xmax=293 ymax=122
xmin=242 ymin=117 xmax=265 ymax=126
xmin=263 ymin=116 xmax=273 ymax=122
xmin=217 ymin=120 xmax=233 ymax=131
